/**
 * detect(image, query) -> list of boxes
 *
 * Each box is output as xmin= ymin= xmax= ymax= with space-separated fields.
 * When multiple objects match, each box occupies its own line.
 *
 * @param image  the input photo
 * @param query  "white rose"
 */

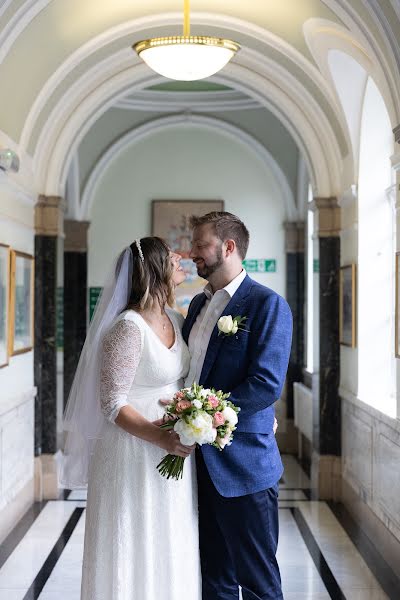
xmin=217 ymin=432 xmax=232 ymax=449
xmin=218 ymin=315 xmax=234 ymax=334
xmin=222 ymin=406 xmax=238 ymax=427
xmin=231 ymin=322 xmax=238 ymax=334
xmin=192 ymin=399 xmax=202 ymax=409
xmin=174 ymin=412 xmax=217 ymax=446
xmin=200 ymin=388 xmax=212 ymax=399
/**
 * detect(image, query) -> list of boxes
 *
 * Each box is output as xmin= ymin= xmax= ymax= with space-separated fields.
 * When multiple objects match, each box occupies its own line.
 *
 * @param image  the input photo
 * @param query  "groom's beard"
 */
xmin=194 ymin=246 xmax=224 ymax=279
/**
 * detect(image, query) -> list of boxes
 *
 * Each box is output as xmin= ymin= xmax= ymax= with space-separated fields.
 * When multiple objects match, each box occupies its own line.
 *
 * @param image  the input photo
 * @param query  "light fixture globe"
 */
xmin=133 ymin=1 xmax=240 ymax=81
xmin=134 ymin=36 xmax=240 ymax=81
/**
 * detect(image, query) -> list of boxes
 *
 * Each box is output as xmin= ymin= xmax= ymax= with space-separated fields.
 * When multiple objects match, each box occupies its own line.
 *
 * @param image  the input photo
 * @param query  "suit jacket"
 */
xmin=182 ymin=275 xmax=293 ymax=497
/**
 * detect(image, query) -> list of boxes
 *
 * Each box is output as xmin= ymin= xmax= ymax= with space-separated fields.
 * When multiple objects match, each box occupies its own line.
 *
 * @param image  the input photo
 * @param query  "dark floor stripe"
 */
xmin=291 ymin=507 xmax=346 ymax=600
xmin=279 ymin=498 xmax=313 ymax=502
xmin=328 ymin=502 xmax=400 ymax=600
xmin=64 ymin=498 xmax=86 ymax=501
xmin=0 ymin=501 xmax=47 ymax=569
xmin=22 ymin=507 xmax=84 ymax=600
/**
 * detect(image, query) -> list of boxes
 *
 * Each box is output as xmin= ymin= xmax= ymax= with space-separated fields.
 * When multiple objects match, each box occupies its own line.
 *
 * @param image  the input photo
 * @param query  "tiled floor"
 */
xmin=0 ymin=455 xmax=397 ymax=599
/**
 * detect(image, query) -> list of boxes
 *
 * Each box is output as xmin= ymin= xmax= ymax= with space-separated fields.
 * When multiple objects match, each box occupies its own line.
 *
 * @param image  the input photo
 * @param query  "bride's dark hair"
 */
xmin=125 ymin=237 xmax=175 ymax=311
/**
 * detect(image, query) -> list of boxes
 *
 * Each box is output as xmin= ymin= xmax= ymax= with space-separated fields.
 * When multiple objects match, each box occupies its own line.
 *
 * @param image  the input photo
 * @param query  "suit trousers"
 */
xmin=196 ymin=450 xmax=283 ymax=600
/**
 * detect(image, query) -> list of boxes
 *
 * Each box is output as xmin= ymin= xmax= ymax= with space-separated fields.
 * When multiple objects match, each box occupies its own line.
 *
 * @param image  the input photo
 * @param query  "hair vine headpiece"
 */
xmin=135 ymin=239 xmax=144 ymax=263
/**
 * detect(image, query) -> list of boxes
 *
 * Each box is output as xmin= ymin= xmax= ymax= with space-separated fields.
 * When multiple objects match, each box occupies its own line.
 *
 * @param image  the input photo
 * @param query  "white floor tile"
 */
xmin=67 ymin=489 xmax=87 ymax=501
xmin=0 ymin=590 xmax=28 ymax=600
xmin=298 ymin=503 xmax=387 ymax=594
xmin=38 ymin=513 xmax=85 ymax=597
xmin=1 ymin=455 xmax=392 ymax=600
xmin=0 ymin=502 xmax=77 ymax=589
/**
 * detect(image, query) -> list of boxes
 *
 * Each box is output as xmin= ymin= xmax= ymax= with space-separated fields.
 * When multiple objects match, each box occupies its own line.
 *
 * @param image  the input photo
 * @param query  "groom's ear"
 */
xmin=225 ymin=238 xmax=236 ymax=257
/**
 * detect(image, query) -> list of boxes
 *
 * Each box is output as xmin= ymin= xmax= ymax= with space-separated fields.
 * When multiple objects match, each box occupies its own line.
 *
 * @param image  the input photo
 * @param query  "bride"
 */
xmin=60 ymin=237 xmax=201 ymax=600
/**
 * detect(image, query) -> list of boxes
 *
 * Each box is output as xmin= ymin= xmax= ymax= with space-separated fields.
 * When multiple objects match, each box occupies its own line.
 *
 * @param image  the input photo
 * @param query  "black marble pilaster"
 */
xmin=314 ymin=236 xmax=340 ymax=456
xmin=286 ymin=252 xmax=305 ymax=418
xmin=34 ymin=236 xmax=58 ymax=456
xmin=63 ymin=252 xmax=87 ymax=405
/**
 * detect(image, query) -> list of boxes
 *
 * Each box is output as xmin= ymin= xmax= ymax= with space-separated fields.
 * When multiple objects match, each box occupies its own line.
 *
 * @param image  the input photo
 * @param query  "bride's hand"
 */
xmin=159 ymin=430 xmax=196 ymax=458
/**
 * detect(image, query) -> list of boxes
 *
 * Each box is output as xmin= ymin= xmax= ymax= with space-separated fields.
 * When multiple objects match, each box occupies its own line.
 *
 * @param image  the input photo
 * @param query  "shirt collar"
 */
xmin=204 ymin=269 xmax=247 ymax=300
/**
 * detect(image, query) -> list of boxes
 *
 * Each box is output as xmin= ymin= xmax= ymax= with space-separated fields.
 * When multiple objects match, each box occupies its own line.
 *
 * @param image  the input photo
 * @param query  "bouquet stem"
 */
xmin=157 ymin=454 xmax=185 ymax=480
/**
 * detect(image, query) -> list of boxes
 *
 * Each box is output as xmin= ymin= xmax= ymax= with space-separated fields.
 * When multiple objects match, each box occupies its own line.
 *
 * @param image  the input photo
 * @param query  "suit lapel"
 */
xmin=182 ymin=292 xmax=207 ymax=344
xmin=199 ymin=275 xmax=253 ymax=384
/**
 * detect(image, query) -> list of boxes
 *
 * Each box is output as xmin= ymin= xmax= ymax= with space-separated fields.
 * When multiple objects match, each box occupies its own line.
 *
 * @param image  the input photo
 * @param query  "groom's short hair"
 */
xmin=190 ymin=211 xmax=249 ymax=259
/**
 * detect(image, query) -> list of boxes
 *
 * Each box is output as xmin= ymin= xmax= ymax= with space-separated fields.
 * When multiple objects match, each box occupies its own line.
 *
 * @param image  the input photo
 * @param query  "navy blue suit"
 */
xmin=182 ymin=275 xmax=292 ymax=600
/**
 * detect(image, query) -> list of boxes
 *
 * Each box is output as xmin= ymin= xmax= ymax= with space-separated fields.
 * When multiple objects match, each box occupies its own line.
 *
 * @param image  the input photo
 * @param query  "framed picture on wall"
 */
xmin=339 ymin=264 xmax=356 ymax=348
xmin=9 ymin=251 xmax=34 ymax=356
xmin=395 ymin=253 xmax=400 ymax=358
xmin=152 ymin=200 xmax=224 ymax=315
xmin=0 ymin=244 xmax=10 ymax=368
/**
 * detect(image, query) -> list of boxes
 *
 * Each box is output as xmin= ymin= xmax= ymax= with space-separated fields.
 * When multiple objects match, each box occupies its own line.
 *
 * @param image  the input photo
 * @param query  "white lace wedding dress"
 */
xmin=81 ymin=308 xmax=201 ymax=600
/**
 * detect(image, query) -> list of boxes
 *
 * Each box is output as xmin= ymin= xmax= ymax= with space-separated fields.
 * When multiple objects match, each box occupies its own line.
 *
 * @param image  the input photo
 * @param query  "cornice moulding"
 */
xmin=115 ymin=90 xmax=260 ymax=112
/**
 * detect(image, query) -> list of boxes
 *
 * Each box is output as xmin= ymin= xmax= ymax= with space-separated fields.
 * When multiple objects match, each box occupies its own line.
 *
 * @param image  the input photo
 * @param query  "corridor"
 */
xmin=0 ymin=456 xmax=396 ymax=600
xmin=2 ymin=1 xmax=400 ymax=599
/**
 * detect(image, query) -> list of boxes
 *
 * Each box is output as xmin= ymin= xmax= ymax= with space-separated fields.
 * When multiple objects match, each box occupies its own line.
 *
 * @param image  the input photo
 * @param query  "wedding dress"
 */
xmin=81 ymin=308 xmax=201 ymax=600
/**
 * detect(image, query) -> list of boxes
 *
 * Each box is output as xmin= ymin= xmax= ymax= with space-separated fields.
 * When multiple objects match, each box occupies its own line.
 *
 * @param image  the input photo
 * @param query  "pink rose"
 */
xmin=213 ymin=412 xmax=225 ymax=427
xmin=175 ymin=400 xmax=192 ymax=413
xmin=175 ymin=391 xmax=185 ymax=400
xmin=208 ymin=396 xmax=219 ymax=408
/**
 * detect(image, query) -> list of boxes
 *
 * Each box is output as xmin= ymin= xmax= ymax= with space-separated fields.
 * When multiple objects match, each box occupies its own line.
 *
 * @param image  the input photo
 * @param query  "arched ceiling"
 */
xmin=0 ymin=0 xmax=399 ymax=201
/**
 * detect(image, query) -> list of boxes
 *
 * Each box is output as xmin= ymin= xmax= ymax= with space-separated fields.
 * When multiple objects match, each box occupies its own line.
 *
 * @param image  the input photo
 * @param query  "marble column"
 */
xmin=284 ymin=221 xmax=305 ymax=419
xmin=310 ymin=197 xmax=341 ymax=499
xmin=34 ymin=195 xmax=64 ymax=499
xmin=63 ymin=220 xmax=89 ymax=406
xmin=393 ymin=124 xmax=400 ymax=145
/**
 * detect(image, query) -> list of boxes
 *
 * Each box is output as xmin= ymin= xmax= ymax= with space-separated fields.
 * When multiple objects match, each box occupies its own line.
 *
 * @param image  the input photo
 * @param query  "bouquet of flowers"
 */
xmin=157 ymin=382 xmax=240 ymax=480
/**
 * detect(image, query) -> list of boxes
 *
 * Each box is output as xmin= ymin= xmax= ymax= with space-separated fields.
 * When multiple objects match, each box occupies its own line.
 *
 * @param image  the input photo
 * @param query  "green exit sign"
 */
xmin=242 ymin=259 xmax=277 ymax=273
xmin=89 ymin=287 xmax=103 ymax=321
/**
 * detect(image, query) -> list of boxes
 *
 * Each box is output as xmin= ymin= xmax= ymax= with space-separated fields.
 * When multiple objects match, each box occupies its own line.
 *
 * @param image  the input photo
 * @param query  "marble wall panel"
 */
xmin=0 ymin=395 xmax=34 ymax=511
xmin=375 ymin=425 xmax=400 ymax=533
xmin=342 ymin=399 xmax=373 ymax=498
xmin=342 ymin=395 xmax=400 ymax=543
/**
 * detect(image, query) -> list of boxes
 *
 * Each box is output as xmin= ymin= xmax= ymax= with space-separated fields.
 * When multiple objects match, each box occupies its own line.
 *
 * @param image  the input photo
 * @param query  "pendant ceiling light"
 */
xmin=133 ymin=0 xmax=240 ymax=81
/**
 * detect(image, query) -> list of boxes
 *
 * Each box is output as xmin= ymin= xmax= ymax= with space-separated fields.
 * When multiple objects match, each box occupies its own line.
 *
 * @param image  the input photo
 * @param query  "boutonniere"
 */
xmin=217 ymin=315 xmax=249 ymax=337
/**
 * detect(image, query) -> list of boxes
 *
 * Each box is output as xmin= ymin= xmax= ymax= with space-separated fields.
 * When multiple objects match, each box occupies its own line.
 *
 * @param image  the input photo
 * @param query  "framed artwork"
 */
xmin=339 ymin=264 xmax=356 ymax=348
xmin=396 ymin=253 xmax=400 ymax=358
xmin=152 ymin=200 xmax=224 ymax=314
xmin=9 ymin=251 xmax=34 ymax=355
xmin=0 ymin=244 xmax=10 ymax=368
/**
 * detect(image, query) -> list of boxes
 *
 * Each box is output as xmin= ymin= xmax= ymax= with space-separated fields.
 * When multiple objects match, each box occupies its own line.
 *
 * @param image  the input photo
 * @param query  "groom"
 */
xmin=182 ymin=212 xmax=292 ymax=600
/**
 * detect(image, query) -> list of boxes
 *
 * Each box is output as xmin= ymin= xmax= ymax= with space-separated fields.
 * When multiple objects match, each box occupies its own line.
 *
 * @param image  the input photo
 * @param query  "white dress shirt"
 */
xmin=185 ymin=269 xmax=247 ymax=387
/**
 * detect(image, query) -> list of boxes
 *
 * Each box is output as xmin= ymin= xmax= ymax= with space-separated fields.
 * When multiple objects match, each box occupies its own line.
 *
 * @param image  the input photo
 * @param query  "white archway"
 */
xmin=80 ymin=113 xmax=297 ymax=221
xmin=31 ymin=51 xmax=344 ymax=199
xmin=11 ymin=13 xmax=350 ymax=200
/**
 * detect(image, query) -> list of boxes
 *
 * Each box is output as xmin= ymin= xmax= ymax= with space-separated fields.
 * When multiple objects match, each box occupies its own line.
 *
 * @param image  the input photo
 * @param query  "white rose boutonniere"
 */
xmin=217 ymin=315 xmax=249 ymax=337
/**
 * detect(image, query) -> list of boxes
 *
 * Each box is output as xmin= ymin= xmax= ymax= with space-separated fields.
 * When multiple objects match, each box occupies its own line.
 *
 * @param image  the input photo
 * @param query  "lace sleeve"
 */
xmin=100 ymin=319 xmax=142 ymax=423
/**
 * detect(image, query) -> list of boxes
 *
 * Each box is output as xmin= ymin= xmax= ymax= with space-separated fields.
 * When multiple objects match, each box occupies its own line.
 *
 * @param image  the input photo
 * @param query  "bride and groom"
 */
xmin=60 ymin=211 xmax=293 ymax=600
